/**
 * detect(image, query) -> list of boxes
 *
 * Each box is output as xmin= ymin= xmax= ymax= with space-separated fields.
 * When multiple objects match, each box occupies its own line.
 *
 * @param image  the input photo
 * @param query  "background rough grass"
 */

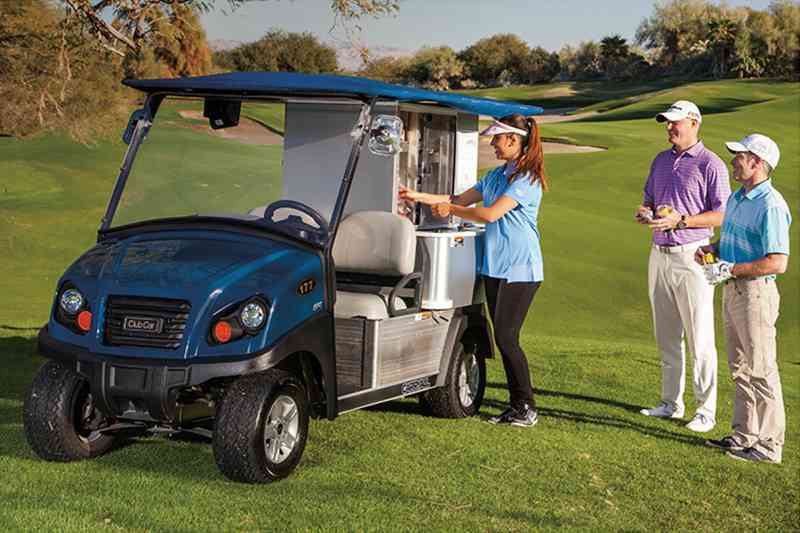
xmin=0 ymin=79 xmax=797 ymax=532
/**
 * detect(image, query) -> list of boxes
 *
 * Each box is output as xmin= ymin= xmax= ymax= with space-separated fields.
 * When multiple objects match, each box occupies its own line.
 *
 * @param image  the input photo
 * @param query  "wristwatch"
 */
xmin=676 ymin=214 xmax=688 ymax=230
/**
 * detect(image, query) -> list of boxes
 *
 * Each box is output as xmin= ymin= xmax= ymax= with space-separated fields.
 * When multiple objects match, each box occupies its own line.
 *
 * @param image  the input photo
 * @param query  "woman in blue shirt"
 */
xmin=400 ymin=114 xmax=547 ymax=427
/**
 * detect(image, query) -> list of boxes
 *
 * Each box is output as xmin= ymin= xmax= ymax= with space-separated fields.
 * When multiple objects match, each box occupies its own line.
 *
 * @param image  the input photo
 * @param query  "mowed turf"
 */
xmin=0 ymin=80 xmax=798 ymax=531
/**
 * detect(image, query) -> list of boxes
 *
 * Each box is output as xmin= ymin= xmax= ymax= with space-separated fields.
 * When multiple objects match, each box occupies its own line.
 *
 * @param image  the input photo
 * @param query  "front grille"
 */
xmin=104 ymin=296 xmax=191 ymax=350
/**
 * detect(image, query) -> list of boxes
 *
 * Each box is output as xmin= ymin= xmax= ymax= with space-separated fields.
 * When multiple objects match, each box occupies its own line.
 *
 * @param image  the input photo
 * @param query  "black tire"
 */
xmin=213 ymin=369 xmax=309 ymax=483
xmin=23 ymin=361 xmax=116 ymax=461
xmin=420 ymin=342 xmax=486 ymax=418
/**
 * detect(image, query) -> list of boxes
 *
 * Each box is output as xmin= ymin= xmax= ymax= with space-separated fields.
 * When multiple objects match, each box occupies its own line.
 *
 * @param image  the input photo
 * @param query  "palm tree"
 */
xmin=600 ymin=35 xmax=630 ymax=79
xmin=706 ymin=18 xmax=737 ymax=79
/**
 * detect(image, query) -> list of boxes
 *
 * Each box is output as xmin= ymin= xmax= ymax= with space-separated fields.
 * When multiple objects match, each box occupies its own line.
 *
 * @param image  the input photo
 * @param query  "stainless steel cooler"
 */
xmin=415 ymin=228 xmax=484 ymax=310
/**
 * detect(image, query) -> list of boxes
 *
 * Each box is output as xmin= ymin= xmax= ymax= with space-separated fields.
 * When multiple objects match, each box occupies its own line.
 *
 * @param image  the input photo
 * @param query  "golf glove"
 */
xmin=703 ymin=260 xmax=735 ymax=285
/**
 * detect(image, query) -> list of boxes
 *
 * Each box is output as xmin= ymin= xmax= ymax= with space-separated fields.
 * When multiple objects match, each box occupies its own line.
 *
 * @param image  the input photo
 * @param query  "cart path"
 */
xmin=177 ymin=110 xmax=283 ymax=145
xmin=478 ymin=136 xmax=604 ymax=167
xmin=534 ymin=107 xmax=599 ymax=123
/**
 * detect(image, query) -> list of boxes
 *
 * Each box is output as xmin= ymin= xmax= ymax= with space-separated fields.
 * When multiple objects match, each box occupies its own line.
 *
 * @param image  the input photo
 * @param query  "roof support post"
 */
xmin=98 ymin=94 xmax=164 ymax=236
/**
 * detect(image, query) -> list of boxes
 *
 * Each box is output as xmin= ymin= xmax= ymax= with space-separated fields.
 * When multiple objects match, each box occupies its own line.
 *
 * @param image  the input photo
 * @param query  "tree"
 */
xmin=0 ymin=1 xmax=127 ymax=140
xmin=404 ymin=46 xmax=464 ymax=89
xmin=519 ymin=47 xmax=560 ymax=84
xmin=215 ymin=30 xmax=338 ymax=73
xmin=635 ymin=0 xmax=714 ymax=68
xmin=600 ymin=34 xmax=630 ymax=79
xmin=574 ymin=40 xmax=603 ymax=80
xmin=557 ymin=44 xmax=578 ymax=80
xmin=358 ymin=55 xmax=411 ymax=83
xmin=149 ymin=5 xmax=213 ymax=77
xmin=765 ymin=0 xmax=800 ymax=79
xmin=60 ymin=0 xmax=398 ymax=71
xmin=458 ymin=34 xmax=529 ymax=86
xmin=706 ymin=17 xmax=737 ymax=78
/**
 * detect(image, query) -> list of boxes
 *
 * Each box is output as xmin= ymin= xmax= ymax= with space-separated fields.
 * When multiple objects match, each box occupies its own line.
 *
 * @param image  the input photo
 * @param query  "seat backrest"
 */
xmin=332 ymin=211 xmax=416 ymax=275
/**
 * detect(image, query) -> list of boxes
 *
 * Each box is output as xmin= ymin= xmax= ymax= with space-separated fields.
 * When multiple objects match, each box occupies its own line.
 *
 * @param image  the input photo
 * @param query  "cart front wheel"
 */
xmin=23 ymin=361 xmax=116 ymax=461
xmin=213 ymin=369 xmax=309 ymax=483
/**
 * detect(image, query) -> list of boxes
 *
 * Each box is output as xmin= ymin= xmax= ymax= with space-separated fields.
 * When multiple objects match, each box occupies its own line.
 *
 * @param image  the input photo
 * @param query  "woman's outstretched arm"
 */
xmin=399 ymin=185 xmax=482 ymax=207
xmin=435 ymin=195 xmax=518 ymax=224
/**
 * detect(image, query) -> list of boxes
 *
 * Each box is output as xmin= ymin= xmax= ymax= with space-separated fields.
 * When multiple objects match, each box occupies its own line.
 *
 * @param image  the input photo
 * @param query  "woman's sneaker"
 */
xmin=488 ymin=406 xmax=517 ymax=425
xmin=487 ymin=403 xmax=539 ymax=427
xmin=510 ymin=404 xmax=538 ymax=428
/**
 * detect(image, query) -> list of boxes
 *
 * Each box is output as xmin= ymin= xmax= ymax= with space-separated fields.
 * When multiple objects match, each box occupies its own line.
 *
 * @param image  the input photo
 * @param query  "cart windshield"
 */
xmin=109 ymin=96 xmax=359 ymax=245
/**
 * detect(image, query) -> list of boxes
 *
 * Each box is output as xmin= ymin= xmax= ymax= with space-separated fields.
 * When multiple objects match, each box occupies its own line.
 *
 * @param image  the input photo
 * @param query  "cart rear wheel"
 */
xmin=23 ymin=361 xmax=116 ymax=461
xmin=213 ymin=369 xmax=309 ymax=483
xmin=420 ymin=342 xmax=485 ymax=418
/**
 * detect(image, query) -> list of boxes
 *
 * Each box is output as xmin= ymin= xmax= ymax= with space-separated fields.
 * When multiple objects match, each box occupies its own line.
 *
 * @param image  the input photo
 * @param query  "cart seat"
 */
xmin=333 ymin=211 xmax=418 ymax=320
xmin=334 ymin=291 xmax=407 ymax=320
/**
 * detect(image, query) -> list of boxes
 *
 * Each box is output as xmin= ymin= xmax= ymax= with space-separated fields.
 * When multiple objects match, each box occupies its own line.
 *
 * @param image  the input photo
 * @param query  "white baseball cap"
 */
xmin=725 ymin=133 xmax=780 ymax=170
xmin=656 ymin=100 xmax=702 ymax=123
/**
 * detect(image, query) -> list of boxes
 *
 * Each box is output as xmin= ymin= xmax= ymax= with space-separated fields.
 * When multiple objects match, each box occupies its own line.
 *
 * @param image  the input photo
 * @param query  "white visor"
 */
xmin=479 ymin=120 xmax=528 ymax=137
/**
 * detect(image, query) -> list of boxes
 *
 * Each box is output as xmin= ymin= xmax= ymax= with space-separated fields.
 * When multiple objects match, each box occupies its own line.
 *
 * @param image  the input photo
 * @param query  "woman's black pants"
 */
xmin=483 ymin=276 xmax=541 ymax=408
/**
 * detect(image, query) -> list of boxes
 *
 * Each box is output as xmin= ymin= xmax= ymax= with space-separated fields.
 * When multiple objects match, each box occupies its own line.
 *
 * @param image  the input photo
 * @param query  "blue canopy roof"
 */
xmin=123 ymin=72 xmax=542 ymax=118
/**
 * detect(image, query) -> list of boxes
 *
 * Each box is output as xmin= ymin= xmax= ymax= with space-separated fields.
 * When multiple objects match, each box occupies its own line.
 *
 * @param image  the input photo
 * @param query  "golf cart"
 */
xmin=23 ymin=72 xmax=542 ymax=483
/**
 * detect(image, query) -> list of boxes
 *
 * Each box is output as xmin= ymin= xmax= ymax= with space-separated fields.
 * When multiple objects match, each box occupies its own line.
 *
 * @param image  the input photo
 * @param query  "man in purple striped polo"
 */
xmin=634 ymin=100 xmax=731 ymax=433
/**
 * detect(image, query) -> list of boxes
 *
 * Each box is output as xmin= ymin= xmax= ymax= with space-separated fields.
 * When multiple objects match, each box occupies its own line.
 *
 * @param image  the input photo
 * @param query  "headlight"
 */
xmin=240 ymin=301 xmax=266 ymax=330
xmin=59 ymin=289 xmax=84 ymax=315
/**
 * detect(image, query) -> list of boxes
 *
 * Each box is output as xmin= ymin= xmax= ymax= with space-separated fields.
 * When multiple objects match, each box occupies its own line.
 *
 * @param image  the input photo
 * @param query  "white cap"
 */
xmin=725 ymin=133 xmax=780 ymax=170
xmin=479 ymin=120 xmax=528 ymax=137
xmin=656 ymin=100 xmax=702 ymax=123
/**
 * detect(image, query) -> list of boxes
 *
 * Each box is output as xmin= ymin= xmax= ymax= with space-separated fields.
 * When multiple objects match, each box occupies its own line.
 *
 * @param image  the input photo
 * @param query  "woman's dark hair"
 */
xmin=498 ymin=114 xmax=548 ymax=191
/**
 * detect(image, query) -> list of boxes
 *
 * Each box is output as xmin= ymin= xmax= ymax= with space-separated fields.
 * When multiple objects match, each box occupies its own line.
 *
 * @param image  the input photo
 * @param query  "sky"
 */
xmin=201 ymin=0 xmax=774 ymax=58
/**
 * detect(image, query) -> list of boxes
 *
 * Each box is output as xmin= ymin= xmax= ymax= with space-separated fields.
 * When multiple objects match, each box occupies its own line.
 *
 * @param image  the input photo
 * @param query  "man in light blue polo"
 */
xmin=697 ymin=133 xmax=791 ymax=464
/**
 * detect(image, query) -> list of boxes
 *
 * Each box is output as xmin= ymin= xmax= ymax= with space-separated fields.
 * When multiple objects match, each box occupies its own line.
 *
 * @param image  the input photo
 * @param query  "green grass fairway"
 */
xmin=1 ymin=80 xmax=798 ymax=531
xmin=461 ymin=79 xmax=685 ymax=110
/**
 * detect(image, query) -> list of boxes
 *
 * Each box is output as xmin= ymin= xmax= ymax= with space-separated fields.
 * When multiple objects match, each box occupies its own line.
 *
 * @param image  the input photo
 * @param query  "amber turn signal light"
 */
xmin=213 ymin=321 xmax=233 ymax=343
xmin=76 ymin=310 xmax=92 ymax=332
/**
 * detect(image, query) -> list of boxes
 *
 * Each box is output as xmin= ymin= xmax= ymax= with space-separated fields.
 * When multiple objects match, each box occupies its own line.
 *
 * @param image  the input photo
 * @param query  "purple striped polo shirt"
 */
xmin=643 ymin=141 xmax=731 ymax=246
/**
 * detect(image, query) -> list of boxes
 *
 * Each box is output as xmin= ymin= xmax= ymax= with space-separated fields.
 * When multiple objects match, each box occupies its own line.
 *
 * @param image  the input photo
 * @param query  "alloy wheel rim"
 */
xmin=263 ymin=395 xmax=300 ymax=464
xmin=457 ymin=353 xmax=480 ymax=408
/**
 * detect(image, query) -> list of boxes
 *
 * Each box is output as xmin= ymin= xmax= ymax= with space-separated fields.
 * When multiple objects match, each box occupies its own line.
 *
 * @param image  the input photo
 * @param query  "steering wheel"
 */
xmin=262 ymin=200 xmax=329 ymax=243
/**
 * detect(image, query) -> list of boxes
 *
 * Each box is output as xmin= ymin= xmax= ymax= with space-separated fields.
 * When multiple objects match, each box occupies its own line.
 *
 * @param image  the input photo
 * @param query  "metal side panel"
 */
xmin=333 ymin=317 xmax=365 ymax=395
xmin=374 ymin=310 xmax=454 ymax=387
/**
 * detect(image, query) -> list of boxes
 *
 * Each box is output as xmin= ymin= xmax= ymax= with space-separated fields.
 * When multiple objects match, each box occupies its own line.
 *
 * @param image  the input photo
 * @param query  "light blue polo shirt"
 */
xmin=719 ymin=180 xmax=792 ymax=278
xmin=473 ymin=164 xmax=543 ymax=282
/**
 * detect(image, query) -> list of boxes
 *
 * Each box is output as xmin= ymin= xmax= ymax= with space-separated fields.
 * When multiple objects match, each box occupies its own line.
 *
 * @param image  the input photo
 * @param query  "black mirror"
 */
xmin=122 ymin=109 xmax=146 ymax=145
xmin=204 ymin=98 xmax=241 ymax=130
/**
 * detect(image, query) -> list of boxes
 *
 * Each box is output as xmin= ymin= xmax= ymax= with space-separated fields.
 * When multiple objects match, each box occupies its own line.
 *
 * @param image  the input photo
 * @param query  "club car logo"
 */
xmin=401 ymin=377 xmax=431 ymax=395
xmin=123 ymin=316 xmax=164 ymax=333
xmin=297 ymin=278 xmax=316 ymax=296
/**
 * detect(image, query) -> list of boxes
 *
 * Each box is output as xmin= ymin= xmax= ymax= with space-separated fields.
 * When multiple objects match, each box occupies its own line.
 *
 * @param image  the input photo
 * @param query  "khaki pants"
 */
xmin=723 ymin=278 xmax=785 ymax=461
xmin=648 ymin=240 xmax=717 ymax=418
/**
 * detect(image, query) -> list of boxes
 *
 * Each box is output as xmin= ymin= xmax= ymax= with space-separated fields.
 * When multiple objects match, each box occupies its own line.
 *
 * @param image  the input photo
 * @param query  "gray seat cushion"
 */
xmin=334 ymin=291 xmax=407 ymax=320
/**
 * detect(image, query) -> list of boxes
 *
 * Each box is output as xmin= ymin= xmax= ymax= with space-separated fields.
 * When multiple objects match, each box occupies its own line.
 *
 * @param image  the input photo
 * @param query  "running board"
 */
xmin=337 ymin=373 xmax=438 ymax=414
